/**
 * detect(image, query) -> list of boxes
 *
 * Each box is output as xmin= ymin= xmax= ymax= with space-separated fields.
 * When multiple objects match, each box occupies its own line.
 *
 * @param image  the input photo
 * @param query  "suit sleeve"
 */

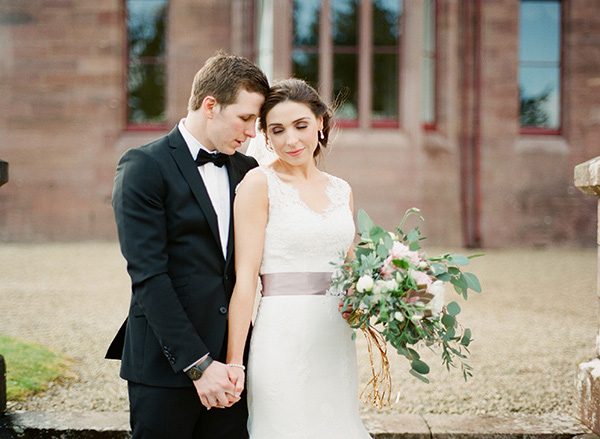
xmin=112 ymin=148 xmax=209 ymax=373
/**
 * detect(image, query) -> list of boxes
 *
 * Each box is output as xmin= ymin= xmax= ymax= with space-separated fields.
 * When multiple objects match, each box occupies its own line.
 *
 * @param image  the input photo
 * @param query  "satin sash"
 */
xmin=260 ymin=272 xmax=333 ymax=297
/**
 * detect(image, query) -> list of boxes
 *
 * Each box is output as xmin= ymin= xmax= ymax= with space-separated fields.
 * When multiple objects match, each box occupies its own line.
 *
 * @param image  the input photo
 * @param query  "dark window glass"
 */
xmin=293 ymin=51 xmax=319 ymax=91
xmin=334 ymin=53 xmax=358 ymax=120
xmin=333 ymin=0 xmax=358 ymax=46
xmin=372 ymin=0 xmax=401 ymax=120
xmin=373 ymin=53 xmax=398 ymax=119
xmin=373 ymin=0 xmax=400 ymax=46
xmin=519 ymin=0 xmax=561 ymax=130
xmin=293 ymin=0 xmax=320 ymax=46
xmin=126 ymin=0 xmax=168 ymax=125
xmin=293 ymin=0 xmax=320 ymax=91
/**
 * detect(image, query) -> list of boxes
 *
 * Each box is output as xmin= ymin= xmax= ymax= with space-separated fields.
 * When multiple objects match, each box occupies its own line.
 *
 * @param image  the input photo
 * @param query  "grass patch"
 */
xmin=0 ymin=334 xmax=72 ymax=401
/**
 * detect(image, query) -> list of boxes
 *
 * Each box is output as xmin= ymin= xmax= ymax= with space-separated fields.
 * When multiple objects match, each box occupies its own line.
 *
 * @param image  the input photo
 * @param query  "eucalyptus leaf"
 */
xmin=409 ymin=241 xmax=421 ymax=251
xmin=463 ymin=272 xmax=482 ymax=293
xmin=436 ymin=272 xmax=451 ymax=282
xmin=409 ymin=369 xmax=430 ymax=383
xmin=430 ymin=263 xmax=447 ymax=276
xmin=441 ymin=314 xmax=455 ymax=328
xmin=407 ymin=229 xmax=419 ymax=243
xmin=449 ymin=254 xmax=470 ymax=266
xmin=377 ymin=244 xmax=389 ymax=259
xmin=446 ymin=301 xmax=461 ymax=316
xmin=411 ymin=359 xmax=430 ymax=375
xmin=357 ymin=209 xmax=375 ymax=234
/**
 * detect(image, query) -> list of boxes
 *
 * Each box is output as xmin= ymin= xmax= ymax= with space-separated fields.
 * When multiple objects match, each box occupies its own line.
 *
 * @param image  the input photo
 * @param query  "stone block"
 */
xmin=0 ymin=355 xmax=5 ymax=414
xmin=578 ymin=359 xmax=600 ymax=435
xmin=575 ymin=156 xmax=600 ymax=196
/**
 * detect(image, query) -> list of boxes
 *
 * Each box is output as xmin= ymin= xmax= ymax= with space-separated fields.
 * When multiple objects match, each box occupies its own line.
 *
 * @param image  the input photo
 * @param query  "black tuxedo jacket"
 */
xmin=106 ymin=126 xmax=258 ymax=388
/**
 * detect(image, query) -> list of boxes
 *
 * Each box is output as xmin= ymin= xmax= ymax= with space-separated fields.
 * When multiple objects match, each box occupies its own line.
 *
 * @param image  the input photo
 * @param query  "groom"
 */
xmin=107 ymin=53 xmax=269 ymax=438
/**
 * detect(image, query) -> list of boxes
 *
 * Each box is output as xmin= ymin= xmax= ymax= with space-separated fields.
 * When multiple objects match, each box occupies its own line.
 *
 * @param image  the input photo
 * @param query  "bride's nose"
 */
xmin=285 ymin=133 xmax=298 ymax=146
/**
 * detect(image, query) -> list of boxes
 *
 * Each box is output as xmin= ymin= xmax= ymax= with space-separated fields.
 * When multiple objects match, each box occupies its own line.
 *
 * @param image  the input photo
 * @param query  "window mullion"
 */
xmin=358 ymin=0 xmax=372 ymax=129
xmin=319 ymin=0 xmax=333 ymax=105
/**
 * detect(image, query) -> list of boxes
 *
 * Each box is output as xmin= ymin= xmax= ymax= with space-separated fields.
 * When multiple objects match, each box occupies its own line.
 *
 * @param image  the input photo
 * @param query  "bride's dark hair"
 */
xmin=259 ymin=78 xmax=333 ymax=158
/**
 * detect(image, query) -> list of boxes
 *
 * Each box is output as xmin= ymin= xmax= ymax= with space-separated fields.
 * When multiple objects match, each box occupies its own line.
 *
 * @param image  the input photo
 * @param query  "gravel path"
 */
xmin=0 ymin=242 xmax=596 ymax=416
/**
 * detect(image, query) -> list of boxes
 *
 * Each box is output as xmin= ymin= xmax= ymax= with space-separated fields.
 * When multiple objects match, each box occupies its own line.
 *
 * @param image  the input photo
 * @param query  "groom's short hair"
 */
xmin=188 ymin=52 xmax=269 ymax=112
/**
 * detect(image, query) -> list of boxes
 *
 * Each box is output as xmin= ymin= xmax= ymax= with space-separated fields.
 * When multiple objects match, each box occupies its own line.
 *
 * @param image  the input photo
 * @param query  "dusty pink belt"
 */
xmin=260 ymin=272 xmax=333 ymax=297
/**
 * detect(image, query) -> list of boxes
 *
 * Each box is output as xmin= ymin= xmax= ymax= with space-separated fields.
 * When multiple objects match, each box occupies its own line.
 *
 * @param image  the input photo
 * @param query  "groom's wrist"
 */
xmin=186 ymin=355 xmax=213 ymax=380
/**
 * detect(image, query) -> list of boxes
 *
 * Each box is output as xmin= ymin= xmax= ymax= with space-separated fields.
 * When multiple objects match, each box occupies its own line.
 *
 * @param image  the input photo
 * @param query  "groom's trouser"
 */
xmin=128 ymin=381 xmax=248 ymax=439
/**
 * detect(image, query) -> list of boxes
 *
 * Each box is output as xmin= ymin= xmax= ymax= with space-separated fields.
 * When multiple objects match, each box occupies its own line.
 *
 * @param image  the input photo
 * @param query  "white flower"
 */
xmin=427 ymin=280 xmax=446 ymax=317
xmin=394 ymin=311 xmax=405 ymax=322
xmin=356 ymin=275 xmax=374 ymax=292
xmin=359 ymin=301 xmax=369 ymax=311
xmin=411 ymin=314 xmax=423 ymax=323
xmin=373 ymin=279 xmax=387 ymax=294
xmin=418 ymin=260 xmax=429 ymax=270
xmin=384 ymin=279 xmax=400 ymax=291
xmin=388 ymin=231 xmax=399 ymax=241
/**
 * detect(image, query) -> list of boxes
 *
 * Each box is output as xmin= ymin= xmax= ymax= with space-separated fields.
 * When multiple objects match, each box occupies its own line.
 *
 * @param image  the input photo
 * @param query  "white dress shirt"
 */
xmin=178 ymin=119 xmax=230 ymax=259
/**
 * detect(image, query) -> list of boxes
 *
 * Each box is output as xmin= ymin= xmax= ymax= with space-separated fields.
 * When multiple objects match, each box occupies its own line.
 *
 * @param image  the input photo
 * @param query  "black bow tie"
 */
xmin=194 ymin=149 xmax=230 ymax=168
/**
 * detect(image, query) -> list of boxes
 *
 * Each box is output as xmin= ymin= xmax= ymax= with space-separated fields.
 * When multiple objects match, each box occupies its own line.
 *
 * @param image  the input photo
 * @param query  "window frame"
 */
xmin=518 ymin=0 xmax=564 ymax=136
xmin=123 ymin=0 xmax=169 ymax=132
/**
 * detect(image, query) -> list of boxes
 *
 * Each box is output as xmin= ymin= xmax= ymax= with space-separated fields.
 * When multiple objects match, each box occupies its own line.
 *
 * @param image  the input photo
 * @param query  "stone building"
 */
xmin=0 ymin=0 xmax=598 ymax=246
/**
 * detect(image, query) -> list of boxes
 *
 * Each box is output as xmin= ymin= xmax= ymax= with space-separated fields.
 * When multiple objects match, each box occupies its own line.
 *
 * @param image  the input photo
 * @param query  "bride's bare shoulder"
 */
xmin=236 ymin=167 xmax=269 ymax=198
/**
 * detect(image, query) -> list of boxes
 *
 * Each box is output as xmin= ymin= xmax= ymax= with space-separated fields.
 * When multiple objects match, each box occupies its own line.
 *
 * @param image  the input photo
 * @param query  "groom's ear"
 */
xmin=201 ymin=96 xmax=219 ymax=119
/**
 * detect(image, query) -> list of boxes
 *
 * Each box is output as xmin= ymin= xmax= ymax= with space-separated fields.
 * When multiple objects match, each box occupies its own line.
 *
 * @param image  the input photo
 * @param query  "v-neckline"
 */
xmin=266 ymin=167 xmax=335 ymax=216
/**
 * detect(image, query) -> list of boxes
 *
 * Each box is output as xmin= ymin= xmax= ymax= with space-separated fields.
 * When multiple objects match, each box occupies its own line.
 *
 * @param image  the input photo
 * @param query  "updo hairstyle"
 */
xmin=259 ymin=78 xmax=333 ymax=158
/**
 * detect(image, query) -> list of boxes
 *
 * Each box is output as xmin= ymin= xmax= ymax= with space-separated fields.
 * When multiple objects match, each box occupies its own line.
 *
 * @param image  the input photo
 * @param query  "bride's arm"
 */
xmin=226 ymin=169 xmax=268 ymax=394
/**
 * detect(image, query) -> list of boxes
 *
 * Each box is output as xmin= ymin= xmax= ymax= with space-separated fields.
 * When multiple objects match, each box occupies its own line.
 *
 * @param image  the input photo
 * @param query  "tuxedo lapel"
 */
xmin=168 ymin=127 xmax=222 ymax=255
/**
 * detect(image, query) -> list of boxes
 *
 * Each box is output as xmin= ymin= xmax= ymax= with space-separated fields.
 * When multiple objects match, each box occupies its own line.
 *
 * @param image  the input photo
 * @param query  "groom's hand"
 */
xmin=193 ymin=361 xmax=240 ymax=409
xmin=227 ymin=365 xmax=246 ymax=398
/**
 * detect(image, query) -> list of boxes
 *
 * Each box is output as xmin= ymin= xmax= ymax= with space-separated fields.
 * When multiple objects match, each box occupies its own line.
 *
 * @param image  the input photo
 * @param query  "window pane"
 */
xmin=127 ymin=0 xmax=167 ymax=58
xmin=293 ymin=51 xmax=319 ymax=91
xmin=519 ymin=66 xmax=560 ymax=129
xmin=293 ymin=0 xmax=320 ymax=46
xmin=519 ymin=1 xmax=560 ymax=63
xmin=373 ymin=54 xmax=398 ymax=119
xmin=519 ymin=0 xmax=561 ymax=129
xmin=128 ymin=62 xmax=166 ymax=123
xmin=334 ymin=53 xmax=357 ymax=119
xmin=373 ymin=0 xmax=401 ymax=46
xmin=333 ymin=0 xmax=358 ymax=46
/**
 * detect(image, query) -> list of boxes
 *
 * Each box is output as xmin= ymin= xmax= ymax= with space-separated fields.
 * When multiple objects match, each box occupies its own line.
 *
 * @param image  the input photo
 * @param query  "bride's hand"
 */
xmin=227 ymin=364 xmax=246 ymax=397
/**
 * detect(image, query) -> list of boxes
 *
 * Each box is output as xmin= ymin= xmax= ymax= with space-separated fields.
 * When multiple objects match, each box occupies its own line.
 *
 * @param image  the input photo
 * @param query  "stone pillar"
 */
xmin=575 ymin=156 xmax=600 ymax=434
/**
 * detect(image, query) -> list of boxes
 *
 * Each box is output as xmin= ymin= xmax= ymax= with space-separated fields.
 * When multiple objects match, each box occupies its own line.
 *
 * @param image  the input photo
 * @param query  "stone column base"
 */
xmin=578 ymin=358 xmax=600 ymax=434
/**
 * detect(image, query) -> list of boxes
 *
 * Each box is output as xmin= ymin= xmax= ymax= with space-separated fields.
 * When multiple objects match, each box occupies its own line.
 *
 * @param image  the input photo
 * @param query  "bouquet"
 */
xmin=332 ymin=208 xmax=482 ymax=408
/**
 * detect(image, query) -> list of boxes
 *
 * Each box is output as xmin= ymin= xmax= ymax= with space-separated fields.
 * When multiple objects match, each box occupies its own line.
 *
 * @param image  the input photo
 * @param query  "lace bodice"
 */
xmin=258 ymin=166 xmax=355 ymax=274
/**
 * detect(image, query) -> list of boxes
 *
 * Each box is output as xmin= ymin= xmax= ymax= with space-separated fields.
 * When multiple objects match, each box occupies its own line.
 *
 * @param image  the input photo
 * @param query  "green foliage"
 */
xmin=0 ymin=334 xmax=71 ymax=401
xmin=332 ymin=208 xmax=483 ymax=383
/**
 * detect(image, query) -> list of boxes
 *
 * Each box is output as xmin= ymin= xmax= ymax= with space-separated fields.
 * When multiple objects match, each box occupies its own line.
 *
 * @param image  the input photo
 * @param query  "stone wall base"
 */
xmin=578 ymin=359 xmax=600 ymax=434
xmin=0 ymin=356 xmax=5 ymax=414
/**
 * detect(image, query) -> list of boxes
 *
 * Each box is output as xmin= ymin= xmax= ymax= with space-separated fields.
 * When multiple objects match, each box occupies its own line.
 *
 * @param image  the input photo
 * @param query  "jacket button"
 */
xmin=219 ymin=307 xmax=227 ymax=315
xmin=224 ymin=275 xmax=229 ymax=282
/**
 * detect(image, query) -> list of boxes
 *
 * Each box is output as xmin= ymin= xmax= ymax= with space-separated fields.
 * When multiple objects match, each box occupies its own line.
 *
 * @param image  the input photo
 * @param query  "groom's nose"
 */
xmin=244 ymin=121 xmax=257 ymax=138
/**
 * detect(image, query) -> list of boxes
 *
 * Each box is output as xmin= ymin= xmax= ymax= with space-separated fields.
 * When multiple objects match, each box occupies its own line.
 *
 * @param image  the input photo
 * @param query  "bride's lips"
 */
xmin=287 ymin=148 xmax=304 ymax=157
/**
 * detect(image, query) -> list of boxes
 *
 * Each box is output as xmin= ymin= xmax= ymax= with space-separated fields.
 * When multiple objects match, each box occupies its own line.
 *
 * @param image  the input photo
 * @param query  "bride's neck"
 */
xmin=275 ymin=159 xmax=319 ymax=180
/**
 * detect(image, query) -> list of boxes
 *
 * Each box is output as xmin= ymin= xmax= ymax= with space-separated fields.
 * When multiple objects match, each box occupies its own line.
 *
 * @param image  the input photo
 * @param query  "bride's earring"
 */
xmin=318 ymin=131 xmax=324 ymax=143
xmin=265 ymin=138 xmax=274 ymax=152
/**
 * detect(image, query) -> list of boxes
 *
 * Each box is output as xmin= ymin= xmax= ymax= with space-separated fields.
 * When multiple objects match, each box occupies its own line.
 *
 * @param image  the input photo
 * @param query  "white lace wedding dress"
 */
xmin=246 ymin=166 xmax=372 ymax=439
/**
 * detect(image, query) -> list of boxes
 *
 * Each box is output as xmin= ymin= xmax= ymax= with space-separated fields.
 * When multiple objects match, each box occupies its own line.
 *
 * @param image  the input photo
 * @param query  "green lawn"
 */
xmin=0 ymin=334 xmax=71 ymax=400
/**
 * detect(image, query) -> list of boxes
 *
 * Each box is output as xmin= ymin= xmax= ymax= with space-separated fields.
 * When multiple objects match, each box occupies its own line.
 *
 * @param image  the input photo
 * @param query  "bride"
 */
xmin=225 ymin=78 xmax=372 ymax=438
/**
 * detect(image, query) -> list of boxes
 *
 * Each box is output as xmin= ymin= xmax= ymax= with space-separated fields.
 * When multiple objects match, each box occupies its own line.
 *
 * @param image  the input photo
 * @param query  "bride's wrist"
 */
xmin=226 ymin=363 xmax=246 ymax=370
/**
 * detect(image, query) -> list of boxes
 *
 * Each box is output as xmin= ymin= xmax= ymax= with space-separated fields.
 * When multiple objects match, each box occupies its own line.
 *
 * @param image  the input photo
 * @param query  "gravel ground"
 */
xmin=0 ymin=242 xmax=596 ymax=416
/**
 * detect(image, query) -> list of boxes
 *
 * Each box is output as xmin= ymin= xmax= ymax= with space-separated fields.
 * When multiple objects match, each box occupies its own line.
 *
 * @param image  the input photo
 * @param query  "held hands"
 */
xmin=193 ymin=361 xmax=241 ymax=410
